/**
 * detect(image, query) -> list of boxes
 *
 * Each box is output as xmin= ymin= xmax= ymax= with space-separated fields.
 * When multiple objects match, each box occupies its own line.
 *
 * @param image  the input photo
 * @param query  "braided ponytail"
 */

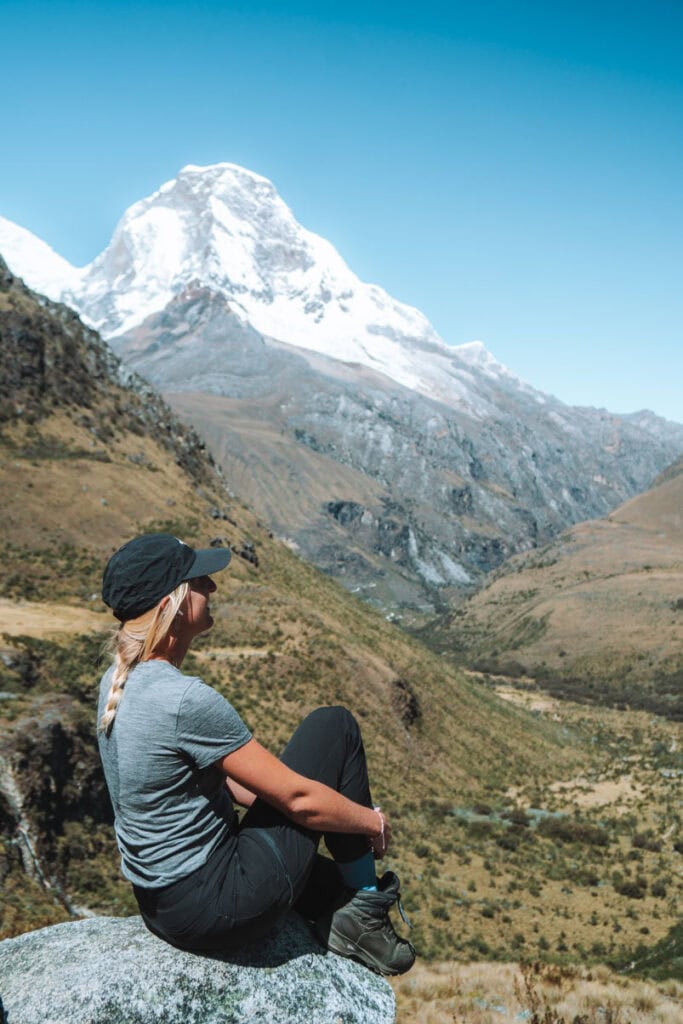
xmin=98 ymin=581 xmax=190 ymax=735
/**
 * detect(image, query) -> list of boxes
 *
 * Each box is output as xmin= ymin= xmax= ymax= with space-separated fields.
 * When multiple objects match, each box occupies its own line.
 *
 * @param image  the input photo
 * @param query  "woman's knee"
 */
xmin=304 ymin=705 xmax=359 ymax=737
xmin=281 ymin=705 xmax=370 ymax=804
xmin=280 ymin=705 xmax=364 ymax=774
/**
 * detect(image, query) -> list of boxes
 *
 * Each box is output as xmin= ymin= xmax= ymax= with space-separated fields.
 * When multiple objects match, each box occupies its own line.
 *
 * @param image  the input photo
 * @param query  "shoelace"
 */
xmin=396 ymin=894 xmax=412 ymax=929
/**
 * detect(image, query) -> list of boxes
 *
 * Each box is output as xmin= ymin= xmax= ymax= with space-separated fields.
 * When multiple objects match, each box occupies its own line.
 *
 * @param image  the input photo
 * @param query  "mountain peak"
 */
xmin=1 ymin=163 xmax=449 ymax=381
xmin=0 ymin=162 xmax=524 ymax=413
xmin=178 ymin=161 xmax=276 ymax=188
xmin=148 ymin=162 xmax=281 ymax=216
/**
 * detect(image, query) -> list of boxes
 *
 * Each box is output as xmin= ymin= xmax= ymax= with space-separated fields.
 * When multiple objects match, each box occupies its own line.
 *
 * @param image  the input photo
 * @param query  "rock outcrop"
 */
xmin=0 ymin=914 xmax=395 ymax=1024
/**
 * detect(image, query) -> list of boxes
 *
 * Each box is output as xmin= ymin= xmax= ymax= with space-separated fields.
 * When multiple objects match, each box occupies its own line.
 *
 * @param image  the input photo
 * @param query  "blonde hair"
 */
xmin=98 ymin=581 xmax=190 ymax=736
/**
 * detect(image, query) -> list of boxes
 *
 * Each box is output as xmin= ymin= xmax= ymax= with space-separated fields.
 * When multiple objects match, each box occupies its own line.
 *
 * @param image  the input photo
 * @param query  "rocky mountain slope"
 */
xmin=420 ymin=455 xmax=683 ymax=718
xmin=2 ymin=166 xmax=682 ymax=617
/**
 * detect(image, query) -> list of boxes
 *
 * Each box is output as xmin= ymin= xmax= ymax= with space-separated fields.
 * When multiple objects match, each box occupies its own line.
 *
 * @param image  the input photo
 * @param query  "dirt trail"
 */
xmin=0 ymin=599 xmax=109 ymax=638
xmin=494 ymin=684 xmax=559 ymax=713
xmin=508 ymin=772 xmax=646 ymax=813
xmin=192 ymin=647 xmax=277 ymax=660
xmin=549 ymin=773 xmax=645 ymax=809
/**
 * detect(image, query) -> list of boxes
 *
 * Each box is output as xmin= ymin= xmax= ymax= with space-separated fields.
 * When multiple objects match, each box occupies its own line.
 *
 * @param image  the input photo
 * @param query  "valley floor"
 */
xmin=394 ymin=680 xmax=681 ymax=970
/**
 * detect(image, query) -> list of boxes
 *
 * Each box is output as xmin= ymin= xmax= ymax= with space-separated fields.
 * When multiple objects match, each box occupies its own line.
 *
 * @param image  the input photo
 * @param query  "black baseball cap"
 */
xmin=102 ymin=533 xmax=231 ymax=621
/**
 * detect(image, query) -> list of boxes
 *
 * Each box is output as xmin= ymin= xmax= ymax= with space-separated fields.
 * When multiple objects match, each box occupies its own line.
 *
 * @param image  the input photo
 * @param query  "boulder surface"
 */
xmin=0 ymin=914 xmax=395 ymax=1024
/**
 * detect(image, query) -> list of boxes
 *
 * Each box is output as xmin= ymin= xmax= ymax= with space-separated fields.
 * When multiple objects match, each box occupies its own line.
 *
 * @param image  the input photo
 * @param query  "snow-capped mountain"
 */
xmin=3 ymin=164 xmax=683 ymax=615
xmin=0 ymin=163 xmax=525 ymax=416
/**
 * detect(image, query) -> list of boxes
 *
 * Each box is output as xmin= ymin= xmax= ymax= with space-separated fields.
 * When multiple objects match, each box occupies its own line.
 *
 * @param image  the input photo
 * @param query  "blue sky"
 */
xmin=1 ymin=0 xmax=682 ymax=422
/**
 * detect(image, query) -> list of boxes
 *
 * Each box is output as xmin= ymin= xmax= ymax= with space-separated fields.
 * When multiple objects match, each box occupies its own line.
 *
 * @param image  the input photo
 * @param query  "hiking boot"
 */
xmin=315 ymin=871 xmax=416 ymax=976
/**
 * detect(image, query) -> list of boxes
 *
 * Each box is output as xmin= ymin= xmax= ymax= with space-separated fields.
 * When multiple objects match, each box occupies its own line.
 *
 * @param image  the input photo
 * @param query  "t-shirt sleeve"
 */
xmin=176 ymin=678 xmax=252 ymax=769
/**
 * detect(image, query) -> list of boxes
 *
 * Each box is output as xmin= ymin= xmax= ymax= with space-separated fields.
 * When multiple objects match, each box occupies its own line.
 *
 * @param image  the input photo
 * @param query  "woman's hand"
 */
xmin=370 ymin=808 xmax=392 ymax=859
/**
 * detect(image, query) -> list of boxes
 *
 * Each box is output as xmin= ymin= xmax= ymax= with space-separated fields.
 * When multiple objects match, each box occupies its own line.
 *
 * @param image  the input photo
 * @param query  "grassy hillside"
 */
xmin=420 ymin=457 xmax=683 ymax=719
xmin=1 ymin=257 xmax=680 ymax=979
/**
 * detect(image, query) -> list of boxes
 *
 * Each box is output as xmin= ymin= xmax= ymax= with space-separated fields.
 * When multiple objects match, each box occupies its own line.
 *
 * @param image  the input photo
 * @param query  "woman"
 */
xmin=97 ymin=532 xmax=415 ymax=975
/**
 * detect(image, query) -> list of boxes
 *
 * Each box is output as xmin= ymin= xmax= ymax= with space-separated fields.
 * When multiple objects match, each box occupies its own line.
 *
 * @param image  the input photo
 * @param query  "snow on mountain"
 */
xmin=84 ymin=163 xmax=436 ymax=341
xmin=0 ymin=163 xmax=523 ymax=413
xmin=0 ymin=214 xmax=83 ymax=300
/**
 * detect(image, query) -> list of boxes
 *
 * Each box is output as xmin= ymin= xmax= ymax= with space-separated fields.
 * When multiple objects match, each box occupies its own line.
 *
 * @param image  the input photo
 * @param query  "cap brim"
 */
xmin=183 ymin=546 xmax=232 ymax=580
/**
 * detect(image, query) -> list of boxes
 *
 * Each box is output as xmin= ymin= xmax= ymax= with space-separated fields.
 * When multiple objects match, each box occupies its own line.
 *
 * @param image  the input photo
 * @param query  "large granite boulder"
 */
xmin=0 ymin=913 xmax=395 ymax=1023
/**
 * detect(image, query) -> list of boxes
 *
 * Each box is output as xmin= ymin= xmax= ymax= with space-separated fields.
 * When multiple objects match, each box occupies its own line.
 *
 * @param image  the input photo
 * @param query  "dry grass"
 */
xmin=0 ymin=414 xmax=222 ymax=550
xmin=0 ymin=598 xmax=108 ymax=637
xmin=391 ymin=959 xmax=683 ymax=1023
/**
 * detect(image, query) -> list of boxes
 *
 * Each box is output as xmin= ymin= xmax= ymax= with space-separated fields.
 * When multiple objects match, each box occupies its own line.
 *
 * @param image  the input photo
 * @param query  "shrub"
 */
xmin=496 ymin=831 xmax=521 ymax=851
xmin=537 ymin=817 xmax=609 ymax=847
xmin=468 ymin=934 xmax=490 ymax=955
xmin=505 ymin=808 xmax=531 ymax=827
xmin=467 ymin=820 xmax=494 ymax=839
xmin=632 ymin=832 xmax=662 ymax=852
xmin=576 ymin=868 xmax=601 ymax=887
xmin=616 ymin=881 xmax=646 ymax=899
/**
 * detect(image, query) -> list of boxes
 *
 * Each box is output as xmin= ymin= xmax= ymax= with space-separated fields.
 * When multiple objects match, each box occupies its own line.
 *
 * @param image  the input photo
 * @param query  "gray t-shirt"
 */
xmin=97 ymin=659 xmax=252 ymax=888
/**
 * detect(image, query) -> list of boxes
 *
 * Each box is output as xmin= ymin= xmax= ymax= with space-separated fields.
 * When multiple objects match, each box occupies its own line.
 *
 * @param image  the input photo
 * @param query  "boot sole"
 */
xmin=325 ymin=929 xmax=415 ymax=976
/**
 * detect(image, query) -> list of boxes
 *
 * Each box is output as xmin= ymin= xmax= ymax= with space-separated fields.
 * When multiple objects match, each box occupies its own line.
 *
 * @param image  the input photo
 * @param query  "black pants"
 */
xmin=134 ymin=706 xmax=374 ymax=951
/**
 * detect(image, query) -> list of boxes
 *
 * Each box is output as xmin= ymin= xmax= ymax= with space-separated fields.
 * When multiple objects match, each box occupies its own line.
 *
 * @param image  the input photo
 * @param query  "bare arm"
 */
xmin=215 ymin=738 xmax=389 ymax=851
xmin=224 ymin=776 xmax=257 ymax=808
